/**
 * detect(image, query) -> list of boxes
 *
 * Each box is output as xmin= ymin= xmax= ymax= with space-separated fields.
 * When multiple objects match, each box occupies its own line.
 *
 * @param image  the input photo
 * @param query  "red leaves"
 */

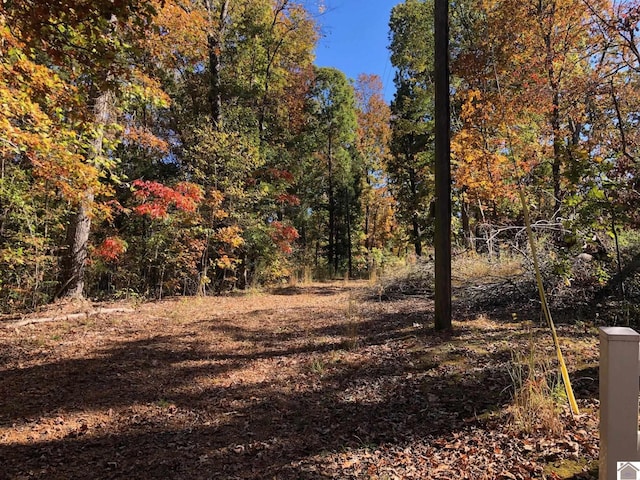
xmin=174 ymin=182 xmax=203 ymax=211
xmin=269 ymin=221 xmax=299 ymax=254
xmin=95 ymin=237 xmax=127 ymax=262
xmin=275 ymin=193 xmax=301 ymax=206
xmin=267 ymin=168 xmax=295 ymax=183
xmin=132 ymin=179 xmax=203 ymax=219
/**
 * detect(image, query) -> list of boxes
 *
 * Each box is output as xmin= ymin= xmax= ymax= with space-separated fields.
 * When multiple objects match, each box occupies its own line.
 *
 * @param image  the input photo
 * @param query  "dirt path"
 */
xmin=0 ymin=282 xmax=599 ymax=479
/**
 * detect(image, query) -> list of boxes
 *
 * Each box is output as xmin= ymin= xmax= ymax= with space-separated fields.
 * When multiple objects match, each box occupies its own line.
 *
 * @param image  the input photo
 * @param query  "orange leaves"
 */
xmin=452 ymin=129 xmax=515 ymax=204
xmin=132 ymin=179 xmax=203 ymax=219
xmin=216 ymin=254 xmax=239 ymax=270
xmin=123 ymin=126 xmax=169 ymax=153
xmin=458 ymin=89 xmax=492 ymax=124
xmin=94 ymin=237 xmax=128 ymax=262
xmin=203 ymin=188 xmax=229 ymax=221
xmin=144 ymin=0 xmax=208 ymax=69
xmin=453 ymin=89 xmax=515 ymax=204
xmin=451 ymin=0 xmax=598 ymax=215
xmin=355 ymin=74 xmax=391 ymax=169
xmin=269 ymin=221 xmax=299 ymax=254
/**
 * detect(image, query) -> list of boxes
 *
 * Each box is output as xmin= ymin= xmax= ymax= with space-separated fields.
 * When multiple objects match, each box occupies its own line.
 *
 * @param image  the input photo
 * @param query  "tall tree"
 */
xmin=305 ymin=67 xmax=358 ymax=276
xmin=388 ymin=0 xmax=435 ymax=257
xmin=2 ymin=0 xmax=160 ymax=299
xmin=354 ymin=74 xmax=393 ymax=268
xmin=0 ymin=12 xmax=87 ymax=308
xmin=451 ymin=0 xmax=601 ymax=220
xmin=61 ymin=91 xmax=114 ymax=298
xmin=205 ymin=0 xmax=229 ymax=129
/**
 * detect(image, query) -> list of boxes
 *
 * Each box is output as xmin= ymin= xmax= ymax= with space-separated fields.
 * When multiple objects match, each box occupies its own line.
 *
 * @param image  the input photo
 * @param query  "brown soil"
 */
xmin=0 ymin=281 xmax=599 ymax=479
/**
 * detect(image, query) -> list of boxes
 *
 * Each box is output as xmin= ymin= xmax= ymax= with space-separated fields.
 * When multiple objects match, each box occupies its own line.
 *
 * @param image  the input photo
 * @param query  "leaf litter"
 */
xmin=0 ymin=281 xmax=599 ymax=479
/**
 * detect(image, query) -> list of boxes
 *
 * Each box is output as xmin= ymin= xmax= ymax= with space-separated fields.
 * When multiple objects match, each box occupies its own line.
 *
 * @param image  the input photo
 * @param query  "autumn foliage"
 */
xmin=1 ymin=0 xmax=640 ymax=310
xmin=132 ymin=180 xmax=203 ymax=219
xmin=94 ymin=237 xmax=128 ymax=263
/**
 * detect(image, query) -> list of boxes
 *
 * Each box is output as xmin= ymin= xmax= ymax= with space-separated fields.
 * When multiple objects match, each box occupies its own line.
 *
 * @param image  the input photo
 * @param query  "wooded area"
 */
xmin=1 ymin=0 xmax=639 ymax=312
xmin=2 ymin=1 xmax=640 ymax=477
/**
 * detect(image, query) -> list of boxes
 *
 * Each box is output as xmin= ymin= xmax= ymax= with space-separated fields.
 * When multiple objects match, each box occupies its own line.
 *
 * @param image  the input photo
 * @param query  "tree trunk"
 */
xmin=60 ymin=90 xmax=112 ymax=298
xmin=461 ymin=197 xmax=472 ymax=249
xmin=208 ymin=32 xmax=223 ymax=128
xmin=542 ymin=17 xmax=562 ymax=216
xmin=206 ymin=0 xmax=229 ymax=129
xmin=407 ymin=165 xmax=422 ymax=257
xmin=364 ymin=201 xmax=370 ymax=250
xmin=370 ymin=204 xmax=378 ymax=251
xmin=258 ymin=1 xmax=289 ymax=139
xmin=61 ymin=193 xmax=94 ymax=298
xmin=198 ymin=232 xmax=211 ymax=296
xmin=327 ymin=135 xmax=336 ymax=276
xmin=346 ymin=188 xmax=353 ymax=279
xmin=551 ymin=88 xmax=562 ymax=215
xmin=411 ymin=215 xmax=422 ymax=257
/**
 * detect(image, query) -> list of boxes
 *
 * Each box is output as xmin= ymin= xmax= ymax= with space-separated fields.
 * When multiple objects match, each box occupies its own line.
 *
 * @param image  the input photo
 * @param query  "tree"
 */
xmin=354 ymin=74 xmax=394 ymax=270
xmin=135 ymin=0 xmax=318 ymax=291
xmin=2 ymin=0 xmax=162 ymax=299
xmin=451 ymin=0 xmax=602 ymax=221
xmin=304 ymin=67 xmax=359 ymax=276
xmin=388 ymin=0 xmax=435 ymax=257
xmin=0 ymin=13 xmax=85 ymax=309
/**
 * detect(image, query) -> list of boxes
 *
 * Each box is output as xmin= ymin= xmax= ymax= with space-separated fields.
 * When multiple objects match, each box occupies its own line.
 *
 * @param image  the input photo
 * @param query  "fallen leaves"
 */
xmin=0 ymin=282 xmax=600 ymax=479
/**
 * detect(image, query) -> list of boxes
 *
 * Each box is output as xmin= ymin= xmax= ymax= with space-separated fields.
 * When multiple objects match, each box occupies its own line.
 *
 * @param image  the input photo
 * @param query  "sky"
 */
xmin=312 ymin=0 xmax=399 ymax=103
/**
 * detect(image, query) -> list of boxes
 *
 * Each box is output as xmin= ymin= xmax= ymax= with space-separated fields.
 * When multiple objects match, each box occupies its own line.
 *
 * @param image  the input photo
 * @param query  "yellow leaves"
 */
xmin=128 ymin=70 xmax=171 ymax=109
xmin=214 ymin=226 xmax=244 ymax=249
xmin=459 ymin=89 xmax=484 ymax=122
xmin=0 ymin=20 xmax=111 ymax=207
xmin=214 ymin=225 xmax=244 ymax=270
xmin=147 ymin=0 xmax=208 ymax=67
xmin=452 ymin=129 xmax=515 ymax=204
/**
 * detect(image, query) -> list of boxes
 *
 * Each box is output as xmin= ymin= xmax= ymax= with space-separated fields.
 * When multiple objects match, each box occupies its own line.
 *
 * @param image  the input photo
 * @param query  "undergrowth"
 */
xmin=507 ymin=340 xmax=565 ymax=436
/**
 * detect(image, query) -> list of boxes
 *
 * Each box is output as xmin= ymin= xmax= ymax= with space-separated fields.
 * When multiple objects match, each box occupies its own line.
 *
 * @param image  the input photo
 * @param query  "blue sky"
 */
xmin=312 ymin=0 xmax=399 ymax=103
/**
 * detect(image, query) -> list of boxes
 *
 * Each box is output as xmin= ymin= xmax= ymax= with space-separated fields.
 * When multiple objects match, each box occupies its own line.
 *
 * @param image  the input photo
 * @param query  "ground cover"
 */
xmin=0 ymin=280 xmax=600 ymax=479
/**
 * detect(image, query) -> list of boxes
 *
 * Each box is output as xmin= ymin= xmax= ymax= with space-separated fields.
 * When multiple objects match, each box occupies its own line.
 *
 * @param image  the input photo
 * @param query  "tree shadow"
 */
xmin=0 ymin=294 xmax=588 ymax=479
xmin=270 ymin=283 xmax=357 ymax=296
xmin=1 ymin=350 xmax=514 ymax=479
xmin=0 ymin=335 xmax=242 ymax=423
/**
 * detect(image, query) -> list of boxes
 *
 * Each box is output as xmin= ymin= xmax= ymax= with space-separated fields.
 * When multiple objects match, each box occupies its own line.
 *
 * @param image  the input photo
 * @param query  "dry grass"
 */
xmin=452 ymin=252 xmax=525 ymax=286
xmin=507 ymin=340 xmax=565 ymax=436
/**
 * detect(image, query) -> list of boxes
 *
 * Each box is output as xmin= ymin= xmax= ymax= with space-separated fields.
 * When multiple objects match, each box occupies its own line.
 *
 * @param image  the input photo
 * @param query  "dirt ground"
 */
xmin=0 ymin=281 xmax=600 ymax=479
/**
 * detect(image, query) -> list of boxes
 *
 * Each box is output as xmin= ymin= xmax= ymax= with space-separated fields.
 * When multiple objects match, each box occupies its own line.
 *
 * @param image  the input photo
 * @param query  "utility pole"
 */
xmin=434 ymin=0 xmax=452 ymax=330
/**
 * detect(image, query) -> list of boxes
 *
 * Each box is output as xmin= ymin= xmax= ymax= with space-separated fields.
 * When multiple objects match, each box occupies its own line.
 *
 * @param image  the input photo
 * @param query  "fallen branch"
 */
xmin=4 ymin=308 xmax=135 ymax=328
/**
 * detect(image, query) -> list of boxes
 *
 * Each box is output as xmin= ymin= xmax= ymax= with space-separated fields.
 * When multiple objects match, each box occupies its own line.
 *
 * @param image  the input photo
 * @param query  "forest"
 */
xmin=0 ymin=0 xmax=637 ymax=311
xmin=1 ymin=0 xmax=640 ymax=477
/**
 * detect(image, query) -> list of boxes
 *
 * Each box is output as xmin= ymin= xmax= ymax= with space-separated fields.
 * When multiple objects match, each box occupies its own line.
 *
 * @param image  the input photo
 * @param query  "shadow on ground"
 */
xmin=0 ymin=291 xmax=594 ymax=479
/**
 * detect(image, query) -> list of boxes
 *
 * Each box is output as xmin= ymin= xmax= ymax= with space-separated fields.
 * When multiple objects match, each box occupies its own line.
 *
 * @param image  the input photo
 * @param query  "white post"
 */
xmin=600 ymin=327 xmax=640 ymax=480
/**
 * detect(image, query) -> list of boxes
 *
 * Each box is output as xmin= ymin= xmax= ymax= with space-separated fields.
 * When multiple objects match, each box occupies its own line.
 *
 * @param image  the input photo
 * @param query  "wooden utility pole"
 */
xmin=434 ymin=0 xmax=452 ymax=330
